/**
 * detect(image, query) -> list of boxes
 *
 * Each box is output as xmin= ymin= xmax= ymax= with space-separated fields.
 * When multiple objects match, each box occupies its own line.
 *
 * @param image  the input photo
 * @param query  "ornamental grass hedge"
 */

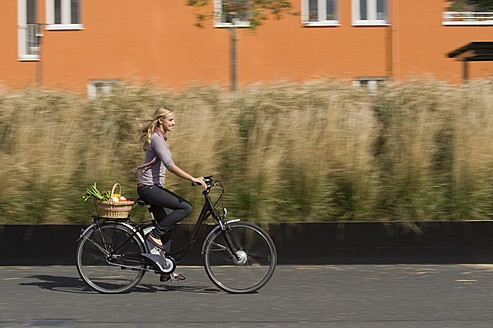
xmin=1 ymin=78 xmax=493 ymax=224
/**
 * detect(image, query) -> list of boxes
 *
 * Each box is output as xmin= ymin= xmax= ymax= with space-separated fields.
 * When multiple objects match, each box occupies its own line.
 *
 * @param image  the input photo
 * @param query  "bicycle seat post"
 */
xmin=148 ymin=207 xmax=157 ymax=225
xmin=137 ymin=198 xmax=157 ymax=225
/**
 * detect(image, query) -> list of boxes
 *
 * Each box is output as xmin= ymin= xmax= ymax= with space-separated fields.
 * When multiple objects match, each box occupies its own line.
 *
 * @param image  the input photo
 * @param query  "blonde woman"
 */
xmin=135 ymin=106 xmax=206 ymax=282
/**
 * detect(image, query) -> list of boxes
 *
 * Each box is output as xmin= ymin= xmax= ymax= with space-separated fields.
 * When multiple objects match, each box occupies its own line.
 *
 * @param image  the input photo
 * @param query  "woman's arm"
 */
xmin=151 ymin=135 xmax=206 ymax=189
xmin=169 ymin=165 xmax=207 ymax=189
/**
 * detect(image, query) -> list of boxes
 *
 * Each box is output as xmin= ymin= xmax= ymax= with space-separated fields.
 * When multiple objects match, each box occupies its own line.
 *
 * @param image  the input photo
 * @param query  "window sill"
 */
xmin=214 ymin=22 xmax=250 ymax=28
xmin=442 ymin=21 xmax=493 ymax=26
xmin=353 ymin=21 xmax=390 ymax=26
xmin=304 ymin=21 xmax=340 ymax=27
xmin=18 ymin=57 xmax=40 ymax=62
xmin=46 ymin=24 xmax=84 ymax=31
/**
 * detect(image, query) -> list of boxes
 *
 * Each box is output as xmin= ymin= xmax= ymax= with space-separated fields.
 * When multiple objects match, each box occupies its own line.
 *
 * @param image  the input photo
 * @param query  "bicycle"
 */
xmin=76 ymin=176 xmax=277 ymax=294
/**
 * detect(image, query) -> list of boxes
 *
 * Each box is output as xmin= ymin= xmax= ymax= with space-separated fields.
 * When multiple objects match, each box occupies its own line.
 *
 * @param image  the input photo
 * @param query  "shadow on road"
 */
xmin=20 ymin=275 xmax=91 ymax=294
xmin=139 ymin=283 xmax=222 ymax=294
xmin=19 ymin=275 xmax=222 ymax=295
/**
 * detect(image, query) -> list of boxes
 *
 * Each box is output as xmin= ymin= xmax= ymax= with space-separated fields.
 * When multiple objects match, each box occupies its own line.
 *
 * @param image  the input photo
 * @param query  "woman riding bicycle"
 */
xmin=134 ymin=106 xmax=206 ymax=282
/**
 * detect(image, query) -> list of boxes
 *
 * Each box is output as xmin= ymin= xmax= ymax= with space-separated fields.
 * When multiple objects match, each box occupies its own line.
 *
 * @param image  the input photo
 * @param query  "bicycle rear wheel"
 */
xmin=76 ymin=223 xmax=146 ymax=294
xmin=202 ymin=221 xmax=277 ymax=294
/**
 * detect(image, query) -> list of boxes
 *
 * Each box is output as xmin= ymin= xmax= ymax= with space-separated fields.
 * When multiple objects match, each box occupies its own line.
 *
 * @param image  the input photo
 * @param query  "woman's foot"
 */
xmin=160 ymin=273 xmax=186 ymax=282
xmin=146 ymin=235 xmax=164 ymax=250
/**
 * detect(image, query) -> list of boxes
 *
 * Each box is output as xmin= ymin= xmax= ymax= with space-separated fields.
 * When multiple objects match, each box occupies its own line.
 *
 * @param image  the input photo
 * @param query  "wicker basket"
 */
xmin=94 ymin=183 xmax=135 ymax=219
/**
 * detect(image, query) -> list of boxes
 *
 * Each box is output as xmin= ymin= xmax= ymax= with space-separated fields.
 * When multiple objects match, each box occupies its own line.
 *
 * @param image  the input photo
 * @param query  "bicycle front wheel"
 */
xmin=203 ymin=221 xmax=277 ymax=294
xmin=76 ymin=223 xmax=146 ymax=294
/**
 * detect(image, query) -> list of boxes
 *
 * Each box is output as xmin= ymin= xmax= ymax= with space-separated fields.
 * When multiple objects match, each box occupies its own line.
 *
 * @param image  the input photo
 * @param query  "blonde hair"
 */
xmin=139 ymin=106 xmax=174 ymax=151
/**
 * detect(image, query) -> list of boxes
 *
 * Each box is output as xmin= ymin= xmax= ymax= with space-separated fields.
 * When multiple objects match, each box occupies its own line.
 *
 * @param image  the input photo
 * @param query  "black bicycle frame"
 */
xmin=89 ymin=179 xmax=239 ymax=265
xmin=92 ymin=219 xmax=152 ymax=261
xmin=167 ymin=188 xmax=223 ymax=262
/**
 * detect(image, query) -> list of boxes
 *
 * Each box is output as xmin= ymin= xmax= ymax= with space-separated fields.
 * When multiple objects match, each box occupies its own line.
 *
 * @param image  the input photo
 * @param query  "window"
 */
xmin=352 ymin=0 xmax=388 ymax=26
xmin=46 ymin=0 xmax=83 ymax=30
xmin=18 ymin=0 xmax=40 ymax=60
xmin=353 ymin=77 xmax=388 ymax=94
xmin=443 ymin=1 xmax=493 ymax=25
xmin=302 ymin=0 xmax=339 ymax=26
xmin=214 ymin=0 xmax=250 ymax=27
xmin=87 ymin=79 xmax=121 ymax=99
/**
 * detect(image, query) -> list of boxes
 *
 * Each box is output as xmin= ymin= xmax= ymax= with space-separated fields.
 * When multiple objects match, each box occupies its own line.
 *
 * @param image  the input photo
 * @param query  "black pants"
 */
xmin=137 ymin=185 xmax=193 ymax=252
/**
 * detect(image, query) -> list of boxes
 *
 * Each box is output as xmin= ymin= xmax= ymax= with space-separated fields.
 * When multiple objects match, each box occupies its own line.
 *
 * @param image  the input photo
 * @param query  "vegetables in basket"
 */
xmin=84 ymin=183 xmax=135 ymax=219
xmin=82 ymin=182 xmax=111 ymax=201
xmin=82 ymin=182 xmax=134 ymax=202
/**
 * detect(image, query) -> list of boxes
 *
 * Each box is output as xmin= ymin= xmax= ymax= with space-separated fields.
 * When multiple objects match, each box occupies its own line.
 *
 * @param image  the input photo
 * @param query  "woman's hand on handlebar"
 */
xmin=191 ymin=176 xmax=207 ymax=189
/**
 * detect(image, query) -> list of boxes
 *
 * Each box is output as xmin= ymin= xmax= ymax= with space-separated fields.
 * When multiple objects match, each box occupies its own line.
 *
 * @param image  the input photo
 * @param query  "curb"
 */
xmin=1 ymin=221 xmax=493 ymax=266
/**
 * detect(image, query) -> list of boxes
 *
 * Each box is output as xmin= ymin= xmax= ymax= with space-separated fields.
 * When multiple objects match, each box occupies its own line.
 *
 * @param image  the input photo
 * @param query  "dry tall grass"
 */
xmin=0 ymin=79 xmax=492 ymax=224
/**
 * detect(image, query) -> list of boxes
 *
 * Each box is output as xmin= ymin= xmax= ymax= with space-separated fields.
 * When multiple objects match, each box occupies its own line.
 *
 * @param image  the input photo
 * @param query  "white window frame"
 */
xmin=214 ymin=0 xmax=250 ymax=28
xmin=87 ymin=79 xmax=121 ymax=99
xmin=353 ymin=76 xmax=388 ymax=94
xmin=46 ymin=0 xmax=83 ymax=30
xmin=18 ymin=0 xmax=40 ymax=61
xmin=352 ymin=0 xmax=389 ymax=26
xmin=442 ymin=11 xmax=493 ymax=26
xmin=302 ymin=0 xmax=340 ymax=27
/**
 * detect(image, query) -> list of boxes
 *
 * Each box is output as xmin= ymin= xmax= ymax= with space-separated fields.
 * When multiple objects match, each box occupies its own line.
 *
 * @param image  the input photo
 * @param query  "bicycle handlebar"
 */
xmin=192 ymin=175 xmax=214 ymax=188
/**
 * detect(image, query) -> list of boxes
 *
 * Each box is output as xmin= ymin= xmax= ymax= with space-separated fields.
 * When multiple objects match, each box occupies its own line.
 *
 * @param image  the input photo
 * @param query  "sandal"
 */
xmin=146 ymin=235 xmax=165 ymax=250
xmin=160 ymin=273 xmax=186 ymax=282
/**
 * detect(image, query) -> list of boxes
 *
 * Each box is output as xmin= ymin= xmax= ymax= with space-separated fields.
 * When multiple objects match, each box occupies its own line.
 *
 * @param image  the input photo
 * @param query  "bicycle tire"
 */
xmin=202 ymin=221 xmax=277 ymax=294
xmin=76 ymin=223 xmax=146 ymax=294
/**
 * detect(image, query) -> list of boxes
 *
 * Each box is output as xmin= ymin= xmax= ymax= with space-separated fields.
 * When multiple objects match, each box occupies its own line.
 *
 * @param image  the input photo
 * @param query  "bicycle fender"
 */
xmin=201 ymin=219 xmax=241 ymax=255
xmin=118 ymin=221 xmax=147 ymax=250
xmin=77 ymin=222 xmax=147 ymax=251
xmin=78 ymin=223 xmax=97 ymax=241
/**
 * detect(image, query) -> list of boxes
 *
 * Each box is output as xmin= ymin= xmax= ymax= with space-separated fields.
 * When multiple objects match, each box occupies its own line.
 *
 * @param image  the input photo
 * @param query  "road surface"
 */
xmin=1 ymin=264 xmax=493 ymax=327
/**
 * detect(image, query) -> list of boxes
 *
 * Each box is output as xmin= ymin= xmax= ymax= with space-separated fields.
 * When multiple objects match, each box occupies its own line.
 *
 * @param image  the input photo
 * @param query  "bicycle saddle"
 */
xmin=136 ymin=198 xmax=149 ymax=207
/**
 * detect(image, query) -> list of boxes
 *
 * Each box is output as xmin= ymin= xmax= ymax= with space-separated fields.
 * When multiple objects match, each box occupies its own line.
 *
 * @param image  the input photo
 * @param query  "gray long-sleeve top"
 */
xmin=138 ymin=133 xmax=175 ymax=186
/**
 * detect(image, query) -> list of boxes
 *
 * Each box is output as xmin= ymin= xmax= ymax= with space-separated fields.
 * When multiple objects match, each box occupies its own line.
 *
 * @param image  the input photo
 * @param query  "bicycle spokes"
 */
xmin=76 ymin=224 xmax=146 ymax=294
xmin=203 ymin=222 xmax=277 ymax=294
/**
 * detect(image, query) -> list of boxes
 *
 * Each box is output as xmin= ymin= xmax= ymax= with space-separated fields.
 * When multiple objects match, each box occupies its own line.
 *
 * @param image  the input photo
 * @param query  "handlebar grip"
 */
xmin=192 ymin=175 xmax=213 ymax=187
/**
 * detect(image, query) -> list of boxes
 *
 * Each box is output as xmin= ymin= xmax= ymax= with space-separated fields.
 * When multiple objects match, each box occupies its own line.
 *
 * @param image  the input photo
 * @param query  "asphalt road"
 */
xmin=2 ymin=264 xmax=493 ymax=327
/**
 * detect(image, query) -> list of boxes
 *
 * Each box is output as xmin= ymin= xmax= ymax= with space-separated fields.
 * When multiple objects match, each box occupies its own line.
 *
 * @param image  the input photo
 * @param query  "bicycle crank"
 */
xmin=141 ymin=252 xmax=176 ymax=273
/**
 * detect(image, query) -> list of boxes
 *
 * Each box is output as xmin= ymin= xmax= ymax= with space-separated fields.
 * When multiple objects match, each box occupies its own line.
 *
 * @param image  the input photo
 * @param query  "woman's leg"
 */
xmin=149 ymin=205 xmax=172 ymax=251
xmin=138 ymin=185 xmax=193 ymax=252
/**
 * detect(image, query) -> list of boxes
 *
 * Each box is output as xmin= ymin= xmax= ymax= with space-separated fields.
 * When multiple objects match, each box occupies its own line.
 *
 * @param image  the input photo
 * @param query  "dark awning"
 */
xmin=447 ymin=42 xmax=493 ymax=62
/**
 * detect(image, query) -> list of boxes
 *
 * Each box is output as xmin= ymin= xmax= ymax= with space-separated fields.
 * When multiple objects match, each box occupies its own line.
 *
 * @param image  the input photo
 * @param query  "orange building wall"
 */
xmin=1 ymin=0 xmax=493 ymax=93
xmin=393 ymin=0 xmax=493 ymax=81
xmin=0 ymin=1 xmax=37 ymax=87
xmin=239 ymin=0 xmax=389 ymax=82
